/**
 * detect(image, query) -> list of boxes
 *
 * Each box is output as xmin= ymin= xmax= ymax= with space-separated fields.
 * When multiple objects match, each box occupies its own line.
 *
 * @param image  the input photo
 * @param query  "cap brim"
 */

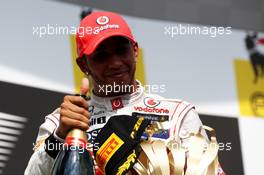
xmin=82 ymin=32 xmax=136 ymax=56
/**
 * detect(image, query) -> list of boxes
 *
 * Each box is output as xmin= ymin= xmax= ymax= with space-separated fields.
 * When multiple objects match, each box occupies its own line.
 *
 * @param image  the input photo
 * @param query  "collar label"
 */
xmin=111 ymin=97 xmax=123 ymax=110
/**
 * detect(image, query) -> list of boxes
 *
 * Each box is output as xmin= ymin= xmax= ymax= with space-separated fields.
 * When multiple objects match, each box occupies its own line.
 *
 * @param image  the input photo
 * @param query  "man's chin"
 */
xmin=106 ymin=75 xmax=131 ymax=85
xmin=103 ymin=78 xmax=135 ymax=95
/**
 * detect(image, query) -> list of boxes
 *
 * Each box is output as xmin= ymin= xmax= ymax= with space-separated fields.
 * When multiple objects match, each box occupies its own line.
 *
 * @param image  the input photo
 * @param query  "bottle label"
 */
xmin=65 ymin=137 xmax=88 ymax=149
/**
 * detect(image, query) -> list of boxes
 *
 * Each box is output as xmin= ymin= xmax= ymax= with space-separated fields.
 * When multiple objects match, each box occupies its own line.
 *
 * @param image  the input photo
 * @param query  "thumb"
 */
xmin=80 ymin=77 xmax=90 ymax=95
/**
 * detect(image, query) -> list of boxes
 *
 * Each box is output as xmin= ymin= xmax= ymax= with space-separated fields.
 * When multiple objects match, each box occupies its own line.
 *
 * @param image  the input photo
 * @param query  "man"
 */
xmin=245 ymin=32 xmax=264 ymax=84
xmin=25 ymin=11 xmax=224 ymax=175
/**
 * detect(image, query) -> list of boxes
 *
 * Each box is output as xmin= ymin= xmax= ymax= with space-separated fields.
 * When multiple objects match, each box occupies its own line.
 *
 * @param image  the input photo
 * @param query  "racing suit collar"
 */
xmin=90 ymin=80 xmax=144 ymax=111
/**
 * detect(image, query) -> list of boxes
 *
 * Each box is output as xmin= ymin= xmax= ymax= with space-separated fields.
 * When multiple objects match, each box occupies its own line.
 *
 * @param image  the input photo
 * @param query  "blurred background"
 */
xmin=0 ymin=0 xmax=264 ymax=174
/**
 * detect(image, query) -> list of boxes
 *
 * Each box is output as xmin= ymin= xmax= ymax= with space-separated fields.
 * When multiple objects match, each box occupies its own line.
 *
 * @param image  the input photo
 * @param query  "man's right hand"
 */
xmin=56 ymin=78 xmax=90 ymax=139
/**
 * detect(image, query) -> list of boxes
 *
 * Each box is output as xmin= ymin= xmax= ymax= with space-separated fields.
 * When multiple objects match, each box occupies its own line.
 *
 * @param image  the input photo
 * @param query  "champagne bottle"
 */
xmin=52 ymin=78 xmax=94 ymax=175
xmin=51 ymin=129 xmax=95 ymax=175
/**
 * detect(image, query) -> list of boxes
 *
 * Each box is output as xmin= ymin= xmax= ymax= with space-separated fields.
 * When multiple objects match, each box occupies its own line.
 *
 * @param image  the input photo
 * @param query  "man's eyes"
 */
xmin=91 ymin=44 xmax=131 ymax=62
xmin=95 ymin=51 xmax=108 ymax=58
xmin=115 ymin=45 xmax=130 ymax=55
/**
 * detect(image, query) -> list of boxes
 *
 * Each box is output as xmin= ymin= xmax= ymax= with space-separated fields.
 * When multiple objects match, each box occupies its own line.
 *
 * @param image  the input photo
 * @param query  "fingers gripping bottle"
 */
xmin=51 ymin=78 xmax=95 ymax=175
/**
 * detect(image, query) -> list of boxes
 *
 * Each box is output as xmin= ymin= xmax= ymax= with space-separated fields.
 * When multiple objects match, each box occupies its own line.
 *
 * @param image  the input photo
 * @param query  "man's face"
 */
xmin=85 ymin=36 xmax=138 ymax=93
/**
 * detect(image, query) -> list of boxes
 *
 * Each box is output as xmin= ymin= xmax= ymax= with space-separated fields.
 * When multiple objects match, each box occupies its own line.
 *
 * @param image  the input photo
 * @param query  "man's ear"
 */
xmin=133 ymin=42 xmax=139 ymax=58
xmin=76 ymin=56 xmax=90 ymax=75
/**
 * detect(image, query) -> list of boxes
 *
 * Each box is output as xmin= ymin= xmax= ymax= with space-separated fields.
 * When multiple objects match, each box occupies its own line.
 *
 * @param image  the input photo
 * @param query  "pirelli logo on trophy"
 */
xmin=116 ymin=150 xmax=137 ymax=175
xmin=95 ymin=133 xmax=124 ymax=171
xmin=234 ymin=32 xmax=264 ymax=117
xmin=130 ymin=117 xmax=144 ymax=139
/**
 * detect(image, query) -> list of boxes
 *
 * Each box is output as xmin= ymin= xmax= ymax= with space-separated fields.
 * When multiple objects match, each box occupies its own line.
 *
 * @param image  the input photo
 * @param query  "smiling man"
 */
xmin=25 ymin=12 xmax=225 ymax=175
xmin=78 ymin=36 xmax=138 ymax=97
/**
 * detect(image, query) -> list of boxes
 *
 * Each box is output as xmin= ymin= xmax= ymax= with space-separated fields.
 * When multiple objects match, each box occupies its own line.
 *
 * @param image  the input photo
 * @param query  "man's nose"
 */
xmin=108 ymin=55 xmax=123 ymax=69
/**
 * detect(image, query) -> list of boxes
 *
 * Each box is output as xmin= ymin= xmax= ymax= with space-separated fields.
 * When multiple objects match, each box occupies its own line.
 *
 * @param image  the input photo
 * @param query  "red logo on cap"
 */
xmin=111 ymin=98 xmax=123 ymax=110
xmin=96 ymin=16 xmax=109 ymax=25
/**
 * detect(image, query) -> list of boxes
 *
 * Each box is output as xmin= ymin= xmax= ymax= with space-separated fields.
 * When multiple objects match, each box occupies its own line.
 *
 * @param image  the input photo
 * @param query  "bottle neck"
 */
xmin=65 ymin=129 xmax=88 ymax=148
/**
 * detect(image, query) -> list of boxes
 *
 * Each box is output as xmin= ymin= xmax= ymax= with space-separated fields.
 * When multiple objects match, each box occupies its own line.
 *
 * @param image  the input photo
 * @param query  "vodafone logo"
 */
xmin=134 ymin=106 xmax=169 ymax=114
xmin=111 ymin=97 xmax=123 ymax=110
xmin=144 ymin=97 xmax=160 ymax=108
xmin=96 ymin=16 xmax=109 ymax=25
xmin=136 ymin=97 xmax=169 ymax=114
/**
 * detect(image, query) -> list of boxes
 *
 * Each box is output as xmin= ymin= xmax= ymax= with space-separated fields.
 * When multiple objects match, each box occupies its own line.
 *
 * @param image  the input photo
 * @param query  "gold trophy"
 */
xmin=132 ymin=122 xmax=221 ymax=175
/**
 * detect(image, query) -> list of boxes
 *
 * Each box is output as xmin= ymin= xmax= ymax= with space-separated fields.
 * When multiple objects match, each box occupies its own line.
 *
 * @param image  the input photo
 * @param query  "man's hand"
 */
xmin=56 ymin=78 xmax=90 ymax=139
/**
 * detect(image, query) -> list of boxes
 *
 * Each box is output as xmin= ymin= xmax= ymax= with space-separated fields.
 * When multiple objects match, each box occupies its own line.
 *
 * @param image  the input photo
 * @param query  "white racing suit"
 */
xmin=24 ymin=83 xmax=224 ymax=175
